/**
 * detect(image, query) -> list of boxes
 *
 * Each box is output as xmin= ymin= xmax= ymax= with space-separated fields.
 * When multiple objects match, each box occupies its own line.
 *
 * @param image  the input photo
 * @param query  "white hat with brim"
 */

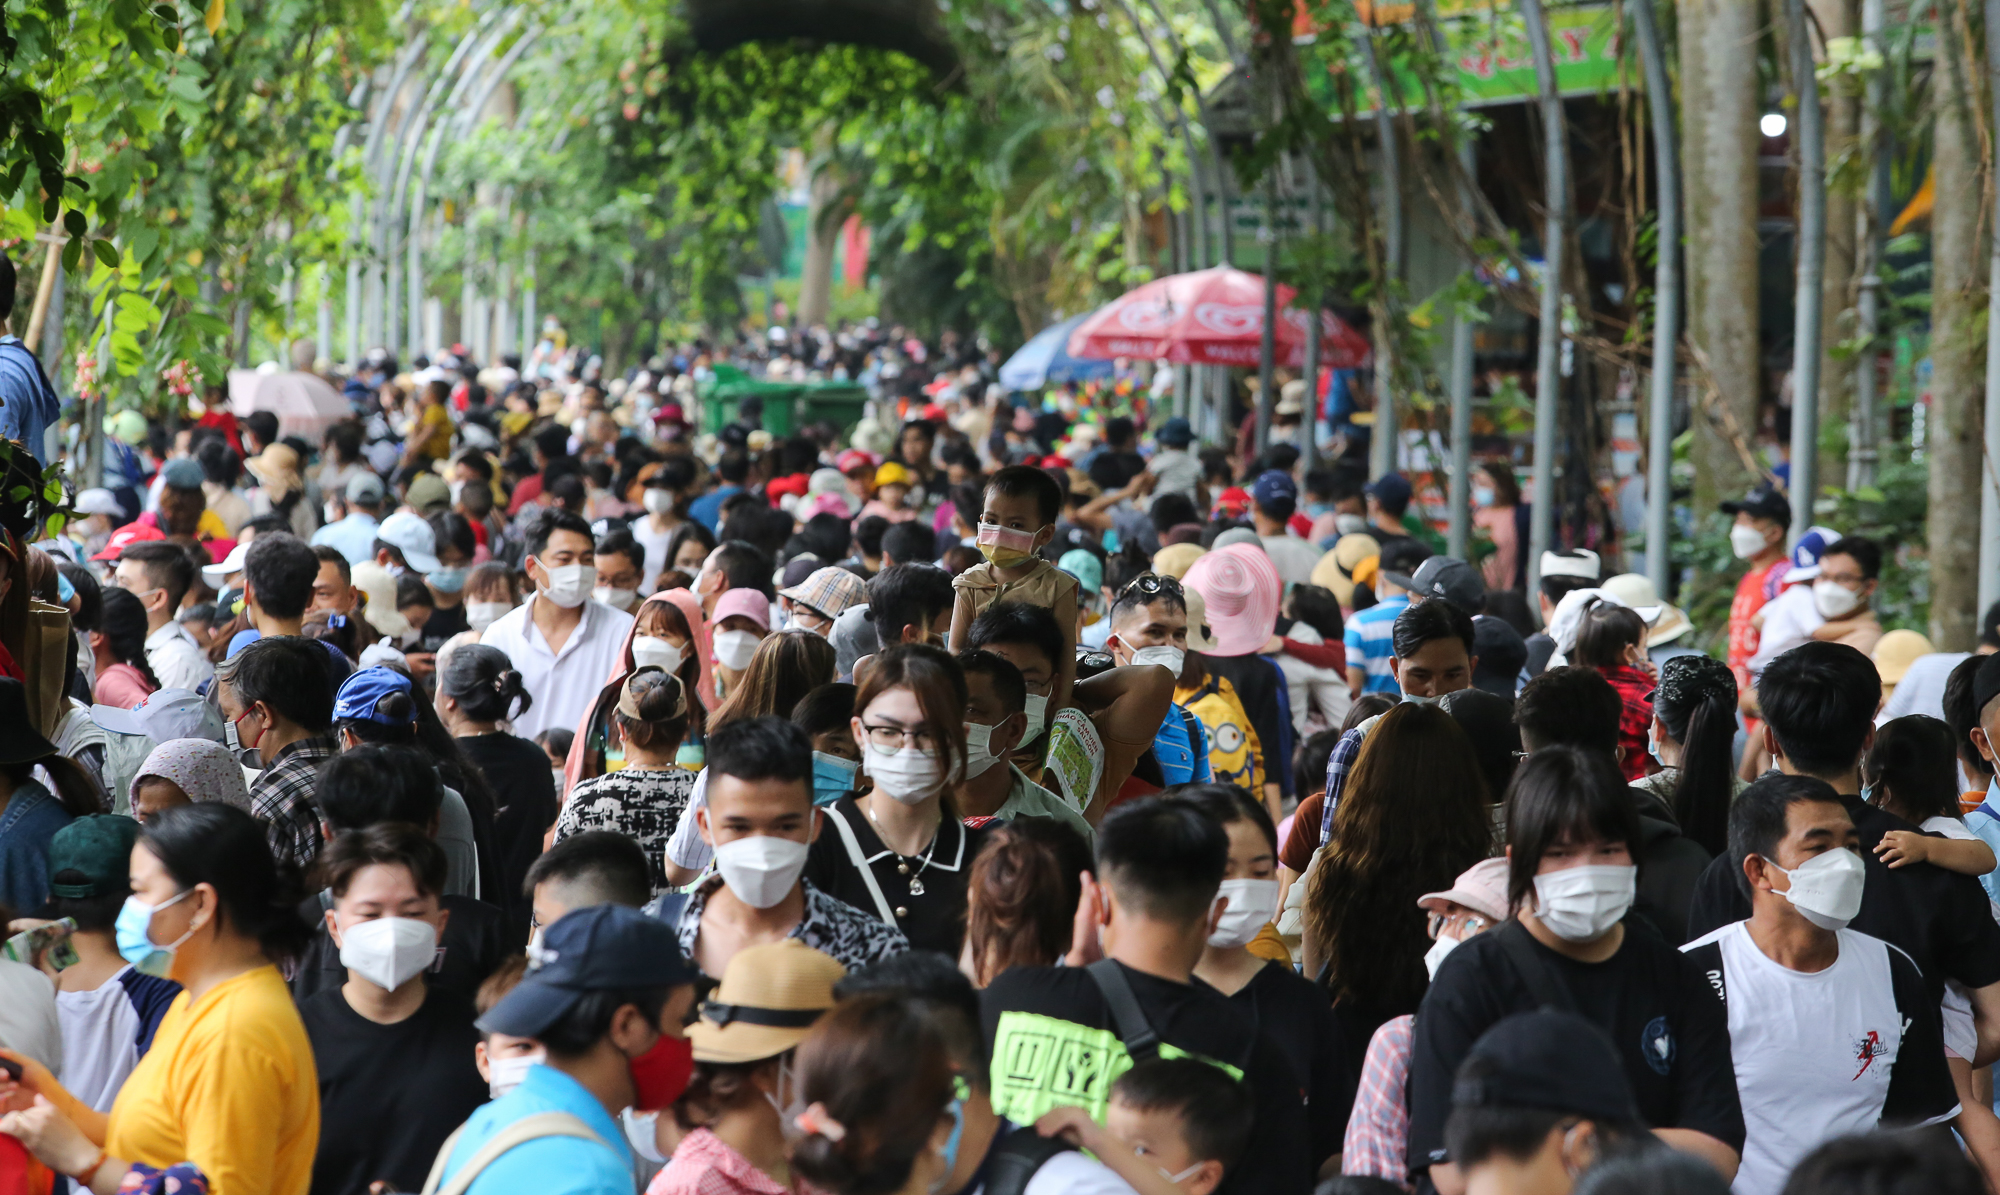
xmin=200 ymin=540 xmax=252 ymax=587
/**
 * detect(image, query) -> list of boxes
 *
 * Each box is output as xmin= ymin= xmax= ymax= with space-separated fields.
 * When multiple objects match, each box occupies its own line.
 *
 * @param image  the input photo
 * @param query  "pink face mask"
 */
xmin=976 ymin=524 xmax=1037 ymax=553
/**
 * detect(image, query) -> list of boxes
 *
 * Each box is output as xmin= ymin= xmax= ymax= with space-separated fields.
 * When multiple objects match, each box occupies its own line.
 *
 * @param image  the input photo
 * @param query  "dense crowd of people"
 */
xmin=0 ymin=310 xmax=1993 ymax=1195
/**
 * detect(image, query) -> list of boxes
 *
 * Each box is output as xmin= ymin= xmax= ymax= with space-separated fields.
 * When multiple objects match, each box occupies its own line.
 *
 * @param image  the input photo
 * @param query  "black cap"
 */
xmin=1471 ymin=615 xmax=1528 ymax=696
xmin=1411 ymin=556 xmax=1486 ymax=615
xmin=1378 ymin=538 xmax=1434 ymax=592
xmin=1974 ymin=653 xmax=2000 ymax=722
xmin=1720 ymin=483 xmax=1791 ymax=527
xmin=1452 ymin=1010 xmax=1642 ymax=1124
xmin=478 ymin=904 xmax=698 ymax=1038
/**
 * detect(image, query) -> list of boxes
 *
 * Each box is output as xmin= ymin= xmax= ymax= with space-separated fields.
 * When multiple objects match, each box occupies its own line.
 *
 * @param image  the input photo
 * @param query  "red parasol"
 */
xmin=1066 ymin=265 xmax=1373 ymax=370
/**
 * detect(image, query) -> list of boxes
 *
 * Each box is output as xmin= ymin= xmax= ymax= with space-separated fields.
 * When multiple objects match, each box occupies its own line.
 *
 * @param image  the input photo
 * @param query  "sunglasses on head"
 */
xmin=1120 ymin=573 xmax=1183 ymax=602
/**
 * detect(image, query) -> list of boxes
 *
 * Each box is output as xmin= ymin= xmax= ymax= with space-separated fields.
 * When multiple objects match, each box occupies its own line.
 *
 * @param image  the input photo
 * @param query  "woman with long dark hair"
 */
xmin=0 ymin=803 xmax=318 ymax=1194
xmin=804 ymin=644 xmax=987 ymax=955
xmin=90 ymin=588 xmax=159 ymax=710
xmin=1301 ymin=703 xmax=1489 ymax=1086
xmin=1638 ymin=654 xmax=1742 ymax=857
xmin=438 ymin=642 xmax=556 ymax=944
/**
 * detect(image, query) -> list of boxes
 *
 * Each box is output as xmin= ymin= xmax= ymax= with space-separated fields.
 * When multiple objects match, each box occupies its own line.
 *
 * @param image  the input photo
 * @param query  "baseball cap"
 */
xmin=1471 ymin=616 xmax=1528 ymax=696
xmin=1251 ymin=470 xmax=1297 ymax=515
xmin=1214 ymin=486 xmax=1253 ymax=518
xmin=160 ymin=458 xmax=205 ymax=490
xmin=1781 ymin=525 xmax=1842 ymax=583
xmin=1538 ymin=548 xmax=1601 ymax=581
xmin=1410 ymin=556 xmax=1486 ymax=615
xmin=1452 ymin=1010 xmax=1642 ymax=1126
xmin=200 ymin=539 xmax=252 ymax=588
xmin=48 ymin=815 xmax=141 ymax=899
xmin=1058 ymin=549 xmax=1103 ymax=597
xmin=92 ymin=521 xmax=166 ymax=561
xmin=333 ymin=667 xmax=416 ymax=725
xmin=713 ymin=587 xmax=772 ymax=630
xmin=1720 ymin=482 xmax=1791 ymax=527
xmin=1378 ymin=538 xmax=1434 ymax=592
xmin=836 ymin=449 xmax=877 ymax=475
xmin=481 ymin=903 xmax=697 ymax=1038
xmin=874 ymin=461 xmax=913 ymax=488
xmin=74 ymin=488 xmax=124 ymax=518
xmin=1600 ymin=573 xmax=1689 ymax=646
xmin=1418 ymin=856 xmax=1510 ymax=923
xmin=691 ymin=939 xmax=844 ymax=1064
xmin=346 ymin=472 xmax=388 ymax=504
xmin=375 ymin=510 xmax=441 ymax=574
xmin=1182 ymin=544 xmax=1281 ymax=657
xmin=1363 ymin=472 xmax=1412 ymax=510
xmin=780 ymin=567 xmax=869 ymax=620
xmin=404 ymin=472 xmax=451 ymax=514
xmin=1156 ymin=417 xmax=1194 ymax=448
xmin=92 ymin=688 xmax=224 ymax=743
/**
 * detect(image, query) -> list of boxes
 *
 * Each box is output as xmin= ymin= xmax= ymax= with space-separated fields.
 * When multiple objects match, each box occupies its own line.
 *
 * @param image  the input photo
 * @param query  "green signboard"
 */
xmin=1308 ymin=3 xmax=1621 ymax=114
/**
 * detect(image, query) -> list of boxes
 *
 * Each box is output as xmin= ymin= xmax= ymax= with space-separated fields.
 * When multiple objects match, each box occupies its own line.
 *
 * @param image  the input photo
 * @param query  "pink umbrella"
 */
xmin=227 ymin=369 xmax=351 ymax=442
xmin=1066 ymin=265 xmax=1372 ymax=370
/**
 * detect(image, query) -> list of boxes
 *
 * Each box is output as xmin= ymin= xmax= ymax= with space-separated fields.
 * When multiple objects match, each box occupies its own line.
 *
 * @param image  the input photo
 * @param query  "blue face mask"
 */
xmin=1307 ymin=501 xmax=1332 ymax=519
xmin=428 ymin=566 xmax=469 ymax=594
xmin=937 ymin=1098 xmax=966 ymax=1180
xmin=115 ymin=889 xmax=195 ymax=974
xmin=813 ymin=751 xmax=860 ymax=806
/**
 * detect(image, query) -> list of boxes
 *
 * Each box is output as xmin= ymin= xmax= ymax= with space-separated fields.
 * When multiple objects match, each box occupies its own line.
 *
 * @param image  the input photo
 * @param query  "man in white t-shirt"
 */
xmin=1682 ymin=774 xmax=1958 ymax=1195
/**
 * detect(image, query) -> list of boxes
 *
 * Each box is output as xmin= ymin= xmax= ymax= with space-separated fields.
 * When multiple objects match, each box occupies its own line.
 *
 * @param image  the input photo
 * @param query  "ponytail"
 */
xmin=1654 ymin=654 xmax=1739 ymax=857
xmin=441 ymin=643 xmax=534 ymax=724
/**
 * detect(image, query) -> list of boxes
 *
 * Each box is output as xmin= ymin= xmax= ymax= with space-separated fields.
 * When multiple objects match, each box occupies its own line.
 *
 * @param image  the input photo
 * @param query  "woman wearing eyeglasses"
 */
xmin=803 ymin=644 xmax=992 ymax=955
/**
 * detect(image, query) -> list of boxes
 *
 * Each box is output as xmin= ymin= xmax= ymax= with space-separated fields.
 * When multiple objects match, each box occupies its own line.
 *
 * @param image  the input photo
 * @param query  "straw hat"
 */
xmin=1152 ymin=542 xmax=1206 ymax=579
xmin=689 ymin=940 xmax=845 ymax=1064
xmin=1600 ymin=573 xmax=1692 ymax=647
xmin=1311 ymin=533 xmax=1381 ymax=608
xmin=1183 ymin=584 xmax=1218 ymax=652
xmin=1872 ymin=629 xmax=1935 ymax=687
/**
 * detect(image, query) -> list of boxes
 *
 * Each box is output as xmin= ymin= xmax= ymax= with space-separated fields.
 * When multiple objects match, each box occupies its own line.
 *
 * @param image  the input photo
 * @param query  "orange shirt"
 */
xmin=1728 ymin=557 xmax=1788 ymax=692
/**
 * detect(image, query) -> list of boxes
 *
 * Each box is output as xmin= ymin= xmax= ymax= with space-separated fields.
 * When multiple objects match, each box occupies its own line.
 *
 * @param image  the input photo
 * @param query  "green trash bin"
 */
xmin=699 ymin=364 xmax=869 ymax=441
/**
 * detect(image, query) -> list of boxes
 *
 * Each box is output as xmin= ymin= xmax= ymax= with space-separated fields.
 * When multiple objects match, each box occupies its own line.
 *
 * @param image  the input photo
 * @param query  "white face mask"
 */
xmin=1424 ymin=933 xmax=1461 ymax=980
xmin=963 ymin=721 xmax=1007 ymax=779
xmin=535 ymin=561 xmax=595 ymax=608
xmin=1531 ymin=864 xmax=1636 ymax=942
xmin=1021 ymin=693 xmax=1049 ymax=743
xmin=1813 ymin=579 xmax=1865 ymax=619
xmin=1207 ymin=878 xmax=1279 ymax=948
xmin=489 ymin=1050 xmax=544 ymax=1099
xmin=467 ymin=600 xmax=512 ymax=632
xmin=632 ymin=635 xmax=684 ymax=674
xmin=449 ymin=480 xmax=467 ymax=507
xmin=1335 ymin=513 xmax=1369 ymax=537
xmin=337 ymin=916 xmax=439 ymax=991
xmin=551 ymin=768 xmax=567 ymax=796
xmin=1129 ymin=644 xmax=1186 ymax=675
xmin=1729 ymin=524 xmax=1770 ymax=560
xmin=714 ymin=629 xmax=762 ymax=670
xmin=1765 ymin=847 xmax=1866 ymax=931
xmin=643 ymin=489 xmax=675 ymax=516
xmin=624 ymin=1107 xmax=666 ymax=1164
xmin=593 ymin=586 xmax=638 ymax=611
xmin=713 ymin=835 xmax=811 ymax=909
xmin=866 ymin=741 xmax=947 ymax=804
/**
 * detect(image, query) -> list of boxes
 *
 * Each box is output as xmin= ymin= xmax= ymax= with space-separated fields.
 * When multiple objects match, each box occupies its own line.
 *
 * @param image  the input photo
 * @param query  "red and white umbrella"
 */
xmin=1065 ymin=265 xmax=1373 ymax=370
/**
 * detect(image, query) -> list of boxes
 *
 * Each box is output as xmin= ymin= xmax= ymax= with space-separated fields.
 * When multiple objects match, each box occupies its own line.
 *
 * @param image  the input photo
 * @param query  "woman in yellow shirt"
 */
xmin=0 ymin=803 xmax=320 ymax=1195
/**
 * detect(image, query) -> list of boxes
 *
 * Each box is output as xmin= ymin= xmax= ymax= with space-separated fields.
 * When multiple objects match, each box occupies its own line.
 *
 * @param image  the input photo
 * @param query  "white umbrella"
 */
xmin=227 ymin=369 xmax=350 ymax=441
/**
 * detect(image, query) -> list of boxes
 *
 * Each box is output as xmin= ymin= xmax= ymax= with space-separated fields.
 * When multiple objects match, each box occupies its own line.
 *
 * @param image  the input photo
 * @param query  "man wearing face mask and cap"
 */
xmin=480 ymin=509 xmax=636 ymax=740
xmin=1681 ymin=775 xmax=1958 ymax=1195
xmin=428 ymin=903 xmax=701 ymax=1195
xmin=301 ymin=823 xmax=490 ymax=1195
xmin=657 ymin=715 xmax=907 ymax=984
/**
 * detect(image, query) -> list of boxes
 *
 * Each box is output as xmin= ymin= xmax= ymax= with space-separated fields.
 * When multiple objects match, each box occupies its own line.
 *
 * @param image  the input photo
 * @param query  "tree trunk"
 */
xmin=799 ymin=163 xmax=841 ymax=328
xmin=1813 ymin=0 xmax=1859 ymax=495
xmin=1930 ymin=50 xmax=1986 ymax=650
xmin=1679 ymin=0 xmax=1762 ymax=512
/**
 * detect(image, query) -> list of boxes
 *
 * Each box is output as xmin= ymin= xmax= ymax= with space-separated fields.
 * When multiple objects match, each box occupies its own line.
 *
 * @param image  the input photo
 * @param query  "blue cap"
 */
xmin=333 ymin=666 xmax=415 ymax=725
xmin=1250 ymin=469 xmax=1297 ymax=514
xmin=1058 ymin=548 xmax=1103 ymax=596
xmin=160 ymin=458 xmax=205 ymax=490
xmin=478 ymin=904 xmax=698 ymax=1038
xmin=1156 ymin=417 xmax=1194 ymax=448
xmin=1363 ymin=472 xmax=1412 ymax=509
xmin=1782 ymin=525 xmax=1842 ymax=583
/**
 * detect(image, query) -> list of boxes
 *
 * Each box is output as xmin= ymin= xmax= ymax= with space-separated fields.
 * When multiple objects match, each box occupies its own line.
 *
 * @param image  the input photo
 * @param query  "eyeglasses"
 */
xmin=861 ymin=723 xmax=937 ymax=752
xmin=1120 ymin=573 xmax=1183 ymax=602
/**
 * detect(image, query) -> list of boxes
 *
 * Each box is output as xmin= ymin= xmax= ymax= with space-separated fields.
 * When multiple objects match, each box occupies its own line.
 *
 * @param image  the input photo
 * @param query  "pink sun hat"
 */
xmin=1181 ymin=543 xmax=1280 ymax=657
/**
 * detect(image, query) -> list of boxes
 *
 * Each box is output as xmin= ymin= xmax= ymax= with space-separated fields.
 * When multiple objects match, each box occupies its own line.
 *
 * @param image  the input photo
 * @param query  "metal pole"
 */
xmin=1632 ymin=0 xmax=1682 ymax=589
xmin=1520 ymin=0 xmax=1568 ymax=601
xmin=1362 ymin=30 xmax=1403 ymax=481
xmin=1851 ymin=0 xmax=1889 ymax=491
xmin=1255 ymin=175 xmax=1278 ymax=456
xmin=1447 ymin=136 xmax=1476 ymax=559
xmin=1786 ymin=0 xmax=1825 ymax=545
xmin=1301 ymin=162 xmax=1324 ymax=476
xmin=1981 ymin=0 xmax=2000 ymax=610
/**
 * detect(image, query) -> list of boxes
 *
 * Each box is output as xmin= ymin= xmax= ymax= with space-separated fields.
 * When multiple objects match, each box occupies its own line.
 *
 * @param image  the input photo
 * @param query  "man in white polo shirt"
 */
xmin=477 ymin=509 xmax=633 ymax=740
xmin=1682 ymin=773 xmax=1958 ymax=1195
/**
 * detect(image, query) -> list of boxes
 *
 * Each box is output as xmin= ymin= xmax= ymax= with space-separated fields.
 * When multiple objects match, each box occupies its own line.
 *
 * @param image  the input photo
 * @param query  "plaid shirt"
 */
xmin=1342 ymin=1014 xmax=1414 ymax=1187
xmin=248 ymin=734 xmax=339 ymax=869
xmin=1318 ymin=725 xmax=1365 ymax=847
xmin=1596 ymin=663 xmax=1655 ymax=782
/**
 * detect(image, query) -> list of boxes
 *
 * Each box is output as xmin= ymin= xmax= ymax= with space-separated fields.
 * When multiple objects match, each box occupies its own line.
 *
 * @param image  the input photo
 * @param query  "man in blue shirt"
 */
xmin=311 ymin=472 xmax=387 ymax=564
xmin=688 ymin=449 xmax=749 ymax=533
xmin=1102 ymin=573 xmax=1211 ymax=789
xmin=1345 ymin=538 xmax=1430 ymax=696
xmin=432 ymin=903 xmax=699 ymax=1195
xmin=0 ymin=255 xmax=61 ymax=464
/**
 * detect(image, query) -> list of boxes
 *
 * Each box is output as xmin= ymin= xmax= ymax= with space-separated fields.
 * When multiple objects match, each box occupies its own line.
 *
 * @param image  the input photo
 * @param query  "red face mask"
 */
xmin=629 ymin=1031 xmax=694 ymax=1111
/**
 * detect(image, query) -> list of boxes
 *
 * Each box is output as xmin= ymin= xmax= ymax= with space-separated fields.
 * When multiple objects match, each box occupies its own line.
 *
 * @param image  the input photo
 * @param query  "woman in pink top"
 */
xmin=91 ymin=587 xmax=159 ymax=710
xmin=1471 ymin=460 xmax=1524 ymax=592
